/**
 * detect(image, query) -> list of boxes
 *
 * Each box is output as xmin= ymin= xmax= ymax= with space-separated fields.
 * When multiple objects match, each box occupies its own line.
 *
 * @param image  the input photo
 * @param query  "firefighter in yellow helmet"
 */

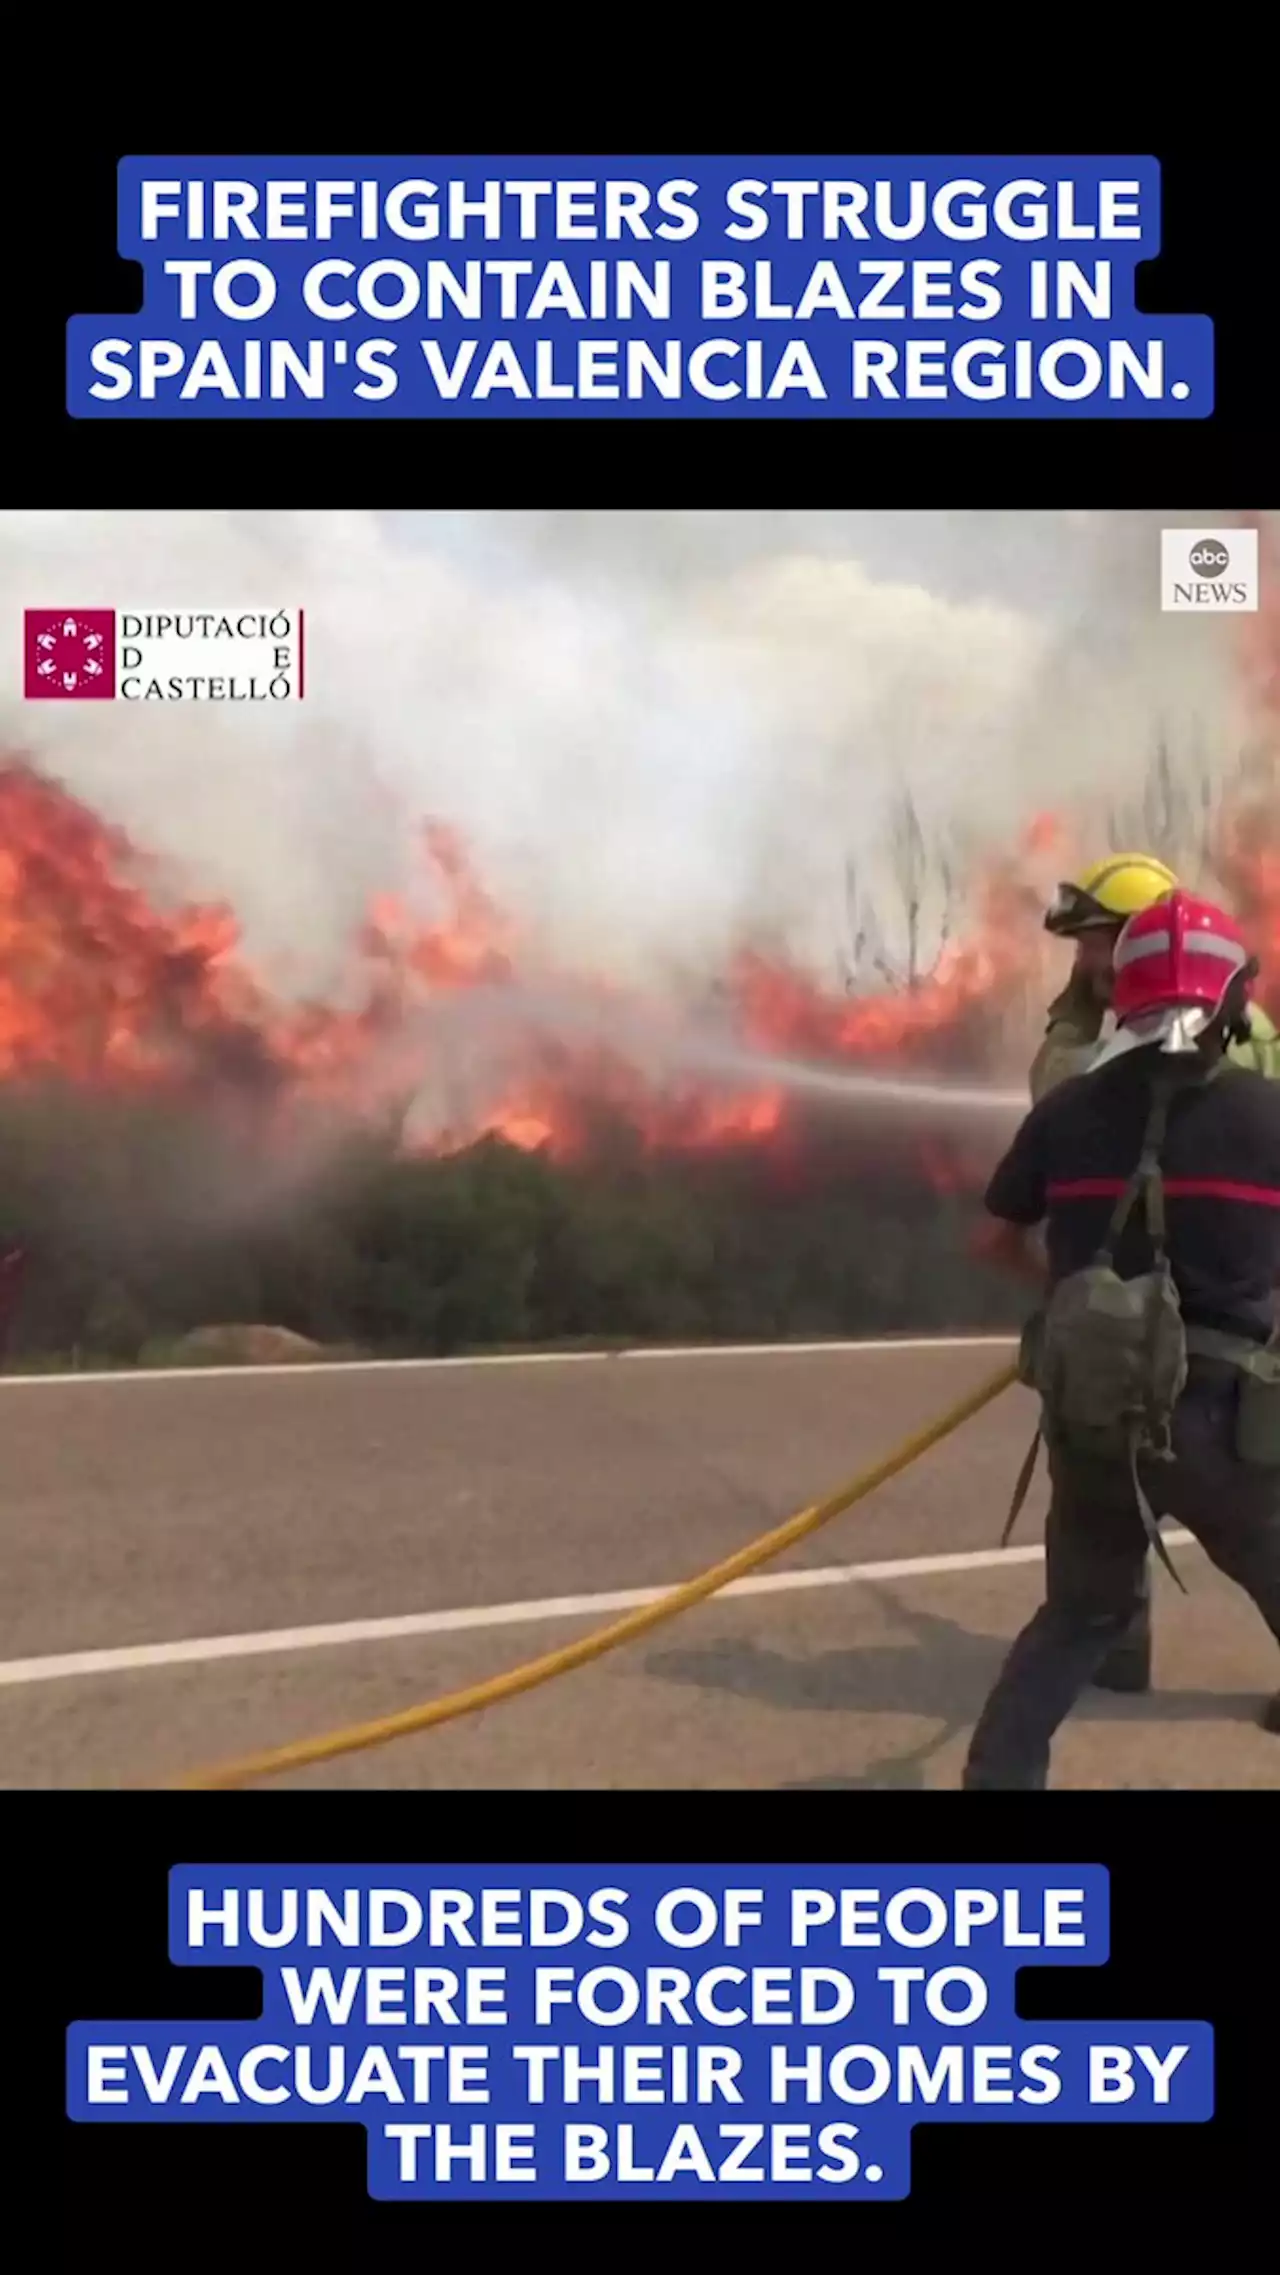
xmin=1034 ymin=852 xmax=1280 ymax=1102
xmin=1032 ymin=850 xmax=1280 ymax=1696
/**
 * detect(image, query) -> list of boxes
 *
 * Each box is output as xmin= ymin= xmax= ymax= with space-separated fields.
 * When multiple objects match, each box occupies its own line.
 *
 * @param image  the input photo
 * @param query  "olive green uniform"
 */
xmin=1028 ymin=985 xmax=1280 ymax=1690
xmin=1031 ymin=984 xmax=1280 ymax=1106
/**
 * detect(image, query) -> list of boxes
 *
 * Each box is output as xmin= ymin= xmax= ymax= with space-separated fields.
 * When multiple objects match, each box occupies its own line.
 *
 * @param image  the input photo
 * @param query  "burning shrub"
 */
xmin=8 ymin=705 xmax=1278 ymax=1369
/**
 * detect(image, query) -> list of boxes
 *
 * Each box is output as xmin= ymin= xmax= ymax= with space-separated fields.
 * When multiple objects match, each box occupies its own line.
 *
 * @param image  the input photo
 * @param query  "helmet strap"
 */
xmin=1220 ymin=961 xmax=1258 ymax=1047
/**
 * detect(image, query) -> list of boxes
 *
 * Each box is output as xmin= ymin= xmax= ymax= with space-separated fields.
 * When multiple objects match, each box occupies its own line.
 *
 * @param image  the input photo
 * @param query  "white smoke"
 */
xmin=0 ymin=508 xmax=1254 ymax=1008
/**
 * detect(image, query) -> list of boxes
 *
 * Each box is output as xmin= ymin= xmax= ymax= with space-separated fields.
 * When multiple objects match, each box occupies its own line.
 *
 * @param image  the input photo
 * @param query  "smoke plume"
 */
xmin=2 ymin=508 xmax=1256 ymax=1000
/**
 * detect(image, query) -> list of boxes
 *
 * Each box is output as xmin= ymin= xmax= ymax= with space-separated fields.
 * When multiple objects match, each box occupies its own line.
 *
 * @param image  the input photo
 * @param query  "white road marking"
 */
xmin=0 ymin=1531 xmax=1194 ymax=1691
xmin=0 ymin=1334 xmax=1017 ymax=1388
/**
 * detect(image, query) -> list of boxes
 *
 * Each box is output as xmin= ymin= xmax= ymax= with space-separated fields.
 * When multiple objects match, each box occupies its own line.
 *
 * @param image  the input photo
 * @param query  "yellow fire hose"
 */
xmin=160 ymin=1355 xmax=1019 ymax=1791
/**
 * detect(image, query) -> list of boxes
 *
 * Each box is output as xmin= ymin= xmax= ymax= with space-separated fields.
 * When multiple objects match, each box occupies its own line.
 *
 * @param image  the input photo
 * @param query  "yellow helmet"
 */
xmin=1044 ymin=852 xmax=1179 ymax=937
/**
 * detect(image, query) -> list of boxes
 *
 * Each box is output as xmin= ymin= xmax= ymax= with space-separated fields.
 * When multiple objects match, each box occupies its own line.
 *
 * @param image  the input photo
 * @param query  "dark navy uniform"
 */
xmin=964 ymin=1052 xmax=1280 ymax=1788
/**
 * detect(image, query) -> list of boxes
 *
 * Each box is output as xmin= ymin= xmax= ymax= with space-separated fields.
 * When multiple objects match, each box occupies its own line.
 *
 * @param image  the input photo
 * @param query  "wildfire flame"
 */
xmin=1210 ymin=516 xmax=1280 ymax=987
xmin=5 ymin=552 xmax=1280 ymax=1186
xmin=0 ymin=753 xmax=1020 ymax=1156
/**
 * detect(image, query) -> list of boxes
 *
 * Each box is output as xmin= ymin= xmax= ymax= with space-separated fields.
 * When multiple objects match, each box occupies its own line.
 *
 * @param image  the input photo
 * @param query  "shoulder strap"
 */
xmin=1094 ymin=1072 xmax=1176 ymax=1266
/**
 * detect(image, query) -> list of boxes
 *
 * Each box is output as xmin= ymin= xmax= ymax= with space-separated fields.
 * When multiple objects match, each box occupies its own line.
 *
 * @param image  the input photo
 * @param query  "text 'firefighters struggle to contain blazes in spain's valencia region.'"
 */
xmin=64 ymin=158 xmax=1215 ymax=418
xmin=64 ymin=1867 xmax=1213 ymax=2200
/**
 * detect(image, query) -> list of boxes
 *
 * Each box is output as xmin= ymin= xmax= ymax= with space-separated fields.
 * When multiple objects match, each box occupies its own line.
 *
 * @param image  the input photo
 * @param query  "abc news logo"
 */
xmin=1189 ymin=538 xmax=1230 ymax=578
xmin=1161 ymin=528 xmax=1259 ymax=612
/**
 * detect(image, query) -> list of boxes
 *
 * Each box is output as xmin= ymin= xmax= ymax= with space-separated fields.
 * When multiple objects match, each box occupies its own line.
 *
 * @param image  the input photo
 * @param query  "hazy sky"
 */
xmin=0 ymin=508 xmax=1255 ymax=992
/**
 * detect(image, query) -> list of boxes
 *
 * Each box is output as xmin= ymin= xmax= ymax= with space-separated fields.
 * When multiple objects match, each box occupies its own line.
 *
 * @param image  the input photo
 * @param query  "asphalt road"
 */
xmin=2 ymin=1338 xmax=1278 ymax=1790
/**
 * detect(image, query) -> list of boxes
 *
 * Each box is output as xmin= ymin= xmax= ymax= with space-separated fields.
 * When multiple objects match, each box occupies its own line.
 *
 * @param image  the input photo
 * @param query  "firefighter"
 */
xmin=965 ymin=890 xmax=1280 ymax=1788
xmin=1034 ymin=852 xmax=1280 ymax=1695
xmin=1035 ymin=851 xmax=1280 ymax=1101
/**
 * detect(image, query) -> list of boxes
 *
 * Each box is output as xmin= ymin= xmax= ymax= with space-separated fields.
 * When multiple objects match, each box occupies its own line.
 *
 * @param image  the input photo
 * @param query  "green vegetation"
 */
xmin=0 ymin=1090 xmax=1019 ymax=1369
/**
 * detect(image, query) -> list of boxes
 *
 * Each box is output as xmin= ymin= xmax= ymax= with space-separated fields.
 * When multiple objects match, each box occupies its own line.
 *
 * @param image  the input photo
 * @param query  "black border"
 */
xmin=11 ymin=133 xmax=1278 ymax=2241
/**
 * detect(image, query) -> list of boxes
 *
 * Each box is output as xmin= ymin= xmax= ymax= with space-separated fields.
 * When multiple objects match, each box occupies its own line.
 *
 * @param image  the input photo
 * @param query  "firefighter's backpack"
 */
xmin=1002 ymin=1069 xmax=1192 ymax=1591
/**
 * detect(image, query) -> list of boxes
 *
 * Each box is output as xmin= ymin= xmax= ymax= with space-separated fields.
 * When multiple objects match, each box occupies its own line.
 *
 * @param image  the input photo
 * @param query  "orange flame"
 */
xmin=9 ymin=610 xmax=1280 ymax=1192
xmin=0 ymin=753 xmax=1061 ymax=1178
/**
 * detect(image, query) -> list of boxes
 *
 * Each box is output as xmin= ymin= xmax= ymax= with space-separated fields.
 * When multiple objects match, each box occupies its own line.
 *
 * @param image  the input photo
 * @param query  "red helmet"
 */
xmin=1092 ymin=889 xmax=1255 ymax=1068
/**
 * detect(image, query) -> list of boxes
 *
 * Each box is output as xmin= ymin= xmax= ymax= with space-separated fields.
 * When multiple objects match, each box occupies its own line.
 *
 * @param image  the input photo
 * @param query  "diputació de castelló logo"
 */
xmin=24 ymin=611 xmax=118 ymax=698
xmin=22 ymin=609 xmax=304 ymax=701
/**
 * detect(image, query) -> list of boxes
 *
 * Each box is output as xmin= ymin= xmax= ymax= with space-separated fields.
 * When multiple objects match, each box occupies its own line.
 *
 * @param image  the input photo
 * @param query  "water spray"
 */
xmin=695 ymin=1042 xmax=1028 ymax=1117
xmin=394 ymin=979 xmax=1030 ymax=1136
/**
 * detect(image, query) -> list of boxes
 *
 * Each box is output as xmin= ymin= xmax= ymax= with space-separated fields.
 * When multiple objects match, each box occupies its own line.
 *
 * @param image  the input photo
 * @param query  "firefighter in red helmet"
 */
xmin=1035 ymin=854 xmax=1280 ymax=1698
xmin=967 ymin=890 xmax=1280 ymax=1787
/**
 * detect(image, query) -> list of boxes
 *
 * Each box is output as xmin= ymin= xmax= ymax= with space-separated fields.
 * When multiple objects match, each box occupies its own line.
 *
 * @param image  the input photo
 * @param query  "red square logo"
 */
xmin=24 ymin=609 xmax=116 ymax=698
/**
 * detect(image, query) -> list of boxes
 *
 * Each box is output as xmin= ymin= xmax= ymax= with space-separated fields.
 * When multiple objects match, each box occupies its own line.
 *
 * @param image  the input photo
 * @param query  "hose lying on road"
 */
xmin=160 ymin=1355 xmax=1020 ymax=1791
